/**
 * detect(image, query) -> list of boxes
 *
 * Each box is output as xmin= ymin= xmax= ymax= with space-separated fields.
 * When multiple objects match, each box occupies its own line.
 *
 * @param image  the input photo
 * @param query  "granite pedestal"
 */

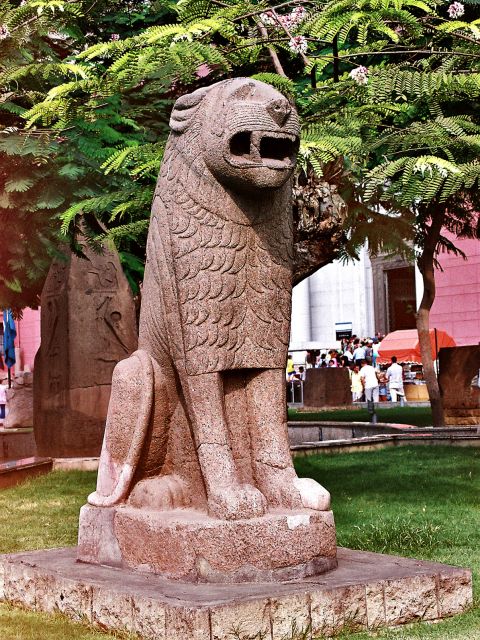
xmin=77 ymin=505 xmax=337 ymax=583
xmin=0 ymin=547 xmax=471 ymax=639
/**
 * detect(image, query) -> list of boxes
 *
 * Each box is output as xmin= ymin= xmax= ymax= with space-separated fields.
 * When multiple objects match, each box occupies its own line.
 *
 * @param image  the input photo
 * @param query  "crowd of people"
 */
xmin=287 ymin=334 xmax=407 ymax=404
xmin=304 ymin=335 xmax=384 ymax=369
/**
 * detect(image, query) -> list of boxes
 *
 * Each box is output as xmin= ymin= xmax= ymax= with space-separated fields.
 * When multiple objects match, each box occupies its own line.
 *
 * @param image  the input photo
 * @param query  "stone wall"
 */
xmin=439 ymin=346 xmax=480 ymax=426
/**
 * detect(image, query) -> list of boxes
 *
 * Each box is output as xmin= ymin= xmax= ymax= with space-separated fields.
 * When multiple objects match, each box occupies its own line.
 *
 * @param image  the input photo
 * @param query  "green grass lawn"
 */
xmin=289 ymin=405 xmax=434 ymax=427
xmin=0 ymin=471 xmax=132 ymax=640
xmin=0 ymin=446 xmax=479 ymax=638
xmin=296 ymin=446 xmax=480 ymax=638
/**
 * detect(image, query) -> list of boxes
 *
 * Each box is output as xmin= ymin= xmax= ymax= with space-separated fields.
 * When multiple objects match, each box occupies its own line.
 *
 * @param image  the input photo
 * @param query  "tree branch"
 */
xmin=310 ymin=48 xmax=480 ymax=62
xmin=271 ymin=7 xmax=311 ymax=67
xmin=257 ymin=20 xmax=288 ymax=77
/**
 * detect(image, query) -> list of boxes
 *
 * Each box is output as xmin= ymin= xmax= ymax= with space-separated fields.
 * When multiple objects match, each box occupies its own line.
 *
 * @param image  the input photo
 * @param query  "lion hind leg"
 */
xmin=88 ymin=350 xmax=154 ymax=507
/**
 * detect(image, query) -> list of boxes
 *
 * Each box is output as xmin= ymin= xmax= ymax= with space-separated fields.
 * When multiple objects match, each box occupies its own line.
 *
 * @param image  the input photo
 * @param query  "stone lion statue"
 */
xmin=88 ymin=78 xmax=330 ymax=521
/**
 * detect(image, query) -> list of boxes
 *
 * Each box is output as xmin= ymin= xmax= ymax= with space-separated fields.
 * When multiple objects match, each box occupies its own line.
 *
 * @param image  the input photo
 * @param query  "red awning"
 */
xmin=377 ymin=329 xmax=456 ymax=364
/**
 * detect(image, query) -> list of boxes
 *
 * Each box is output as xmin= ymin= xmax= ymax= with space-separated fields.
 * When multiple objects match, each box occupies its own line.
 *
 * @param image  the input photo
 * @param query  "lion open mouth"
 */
xmin=228 ymin=131 xmax=299 ymax=169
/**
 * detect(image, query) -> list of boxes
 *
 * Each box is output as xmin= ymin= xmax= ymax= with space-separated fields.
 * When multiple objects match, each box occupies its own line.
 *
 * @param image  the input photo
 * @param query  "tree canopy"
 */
xmin=1 ymin=0 xmax=479 ymax=319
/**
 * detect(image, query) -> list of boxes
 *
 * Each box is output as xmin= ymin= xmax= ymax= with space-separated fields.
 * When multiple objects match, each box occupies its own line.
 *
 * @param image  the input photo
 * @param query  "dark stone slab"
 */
xmin=0 ymin=456 xmax=52 ymax=488
xmin=439 ymin=346 xmax=480 ymax=415
xmin=0 ymin=546 xmax=472 ymax=639
xmin=0 ymin=428 xmax=37 ymax=461
xmin=303 ymin=368 xmax=352 ymax=408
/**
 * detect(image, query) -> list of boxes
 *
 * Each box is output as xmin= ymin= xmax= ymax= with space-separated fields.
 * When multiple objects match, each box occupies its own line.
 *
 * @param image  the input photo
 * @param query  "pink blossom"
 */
xmin=195 ymin=63 xmax=212 ymax=78
xmin=48 ymin=31 xmax=68 ymax=40
xmin=110 ymin=33 xmax=120 ymax=41
xmin=349 ymin=66 xmax=369 ymax=85
xmin=279 ymin=14 xmax=293 ymax=29
xmin=290 ymin=6 xmax=307 ymax=26
xmin=448 ymin=2 xmax=465 ymax=18
xmin=260 ymin=11 xmax=276 ymax=26
xmin=288 ymin=35 xmax=308 ymax=54
xmin=261 ymin=6 xmax=307 ymax=30
xmin=0 ymin=24 xmax=10 ymax=40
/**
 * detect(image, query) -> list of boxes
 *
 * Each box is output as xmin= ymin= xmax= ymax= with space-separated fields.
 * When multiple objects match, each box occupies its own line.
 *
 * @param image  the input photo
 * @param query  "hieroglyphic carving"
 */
xmin=82 ymin=258 xmax=129 ymax=383
xmin=94 ymin=297 xmax=131 ymax=384
xmin=44 ymin=261 xmax=67 ymax=296
xmin=86 ymin=259 xmax=119 ymax=293
xmin=43 ymin=266 xmax=67 ymax=399
xmin=45 ymin=299 xmax=62 ymax=396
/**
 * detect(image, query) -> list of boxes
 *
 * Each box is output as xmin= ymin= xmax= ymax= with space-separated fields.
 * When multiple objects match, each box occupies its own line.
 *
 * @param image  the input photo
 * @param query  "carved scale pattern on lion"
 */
xmin=79 ymin=79 xmax=336 ymax=582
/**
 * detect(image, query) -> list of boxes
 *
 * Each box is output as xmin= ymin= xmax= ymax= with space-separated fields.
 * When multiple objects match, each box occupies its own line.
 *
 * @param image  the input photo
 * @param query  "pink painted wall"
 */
xmin=16 ymin=308 xmax=41 ymax=371
xmin=430 ymin=235 xmax=480 ymax=346
xmin=1 ymin=308 xmax=41 ymax=373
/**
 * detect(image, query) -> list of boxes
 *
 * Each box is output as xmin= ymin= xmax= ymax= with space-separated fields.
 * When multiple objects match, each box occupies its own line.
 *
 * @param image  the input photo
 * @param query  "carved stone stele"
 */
xmin=78 ymin=78 xmax=337 ymax=582
xmin=439 ymin=345 xmax=480 ymax=425
xmin=33 ymin=243 xmax=138 ymax=458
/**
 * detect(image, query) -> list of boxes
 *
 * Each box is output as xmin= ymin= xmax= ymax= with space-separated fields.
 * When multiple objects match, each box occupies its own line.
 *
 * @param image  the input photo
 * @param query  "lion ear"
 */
xmin=169 ymin=86 xmax=213 ymax=133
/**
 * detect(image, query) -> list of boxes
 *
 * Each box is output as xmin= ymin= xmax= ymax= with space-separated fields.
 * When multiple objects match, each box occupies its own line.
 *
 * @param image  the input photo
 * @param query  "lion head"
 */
xmin=169 ymin=78 xmax=300 ymax=192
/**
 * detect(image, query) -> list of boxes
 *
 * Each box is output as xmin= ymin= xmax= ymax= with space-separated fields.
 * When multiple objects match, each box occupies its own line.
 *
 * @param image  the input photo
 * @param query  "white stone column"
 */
xmin=415 ymin=262 xmax=424 ymax=311
xmin=290 ymin=277 xmax=311 ymax=349
xmin=362 ymin=246 xmax=375 ymax=337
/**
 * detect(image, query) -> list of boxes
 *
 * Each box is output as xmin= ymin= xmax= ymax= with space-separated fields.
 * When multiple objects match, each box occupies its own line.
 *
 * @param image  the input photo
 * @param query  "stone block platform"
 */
xmin=0 ymin=456 xmax=53 ymax=489
xmin=0 ymin=427 xmax=37 ymax=461
xmin=0 ymin=547 xmax=472 ymax=639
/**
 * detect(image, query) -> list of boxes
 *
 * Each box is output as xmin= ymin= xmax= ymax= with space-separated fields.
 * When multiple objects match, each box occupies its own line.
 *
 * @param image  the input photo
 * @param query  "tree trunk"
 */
xmin=416 ymin=207 xmax=446 ymax=427
xmin=292 ymin=169 xmax=347 ymax=285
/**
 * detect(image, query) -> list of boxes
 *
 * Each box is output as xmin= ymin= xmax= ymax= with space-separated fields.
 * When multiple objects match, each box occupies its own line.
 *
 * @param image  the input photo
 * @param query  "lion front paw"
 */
xmin=252 ymin=464 xmax=303 ymax=510
xmin=293 ymin=477 xmax=331 ymax=511
xmin=207 ymin=483 xmax=267 ymax=521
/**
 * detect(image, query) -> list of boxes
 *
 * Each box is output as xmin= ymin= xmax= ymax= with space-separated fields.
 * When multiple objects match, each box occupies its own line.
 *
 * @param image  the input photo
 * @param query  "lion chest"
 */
xmin=168 ymin=205 xmax=292 ymax=374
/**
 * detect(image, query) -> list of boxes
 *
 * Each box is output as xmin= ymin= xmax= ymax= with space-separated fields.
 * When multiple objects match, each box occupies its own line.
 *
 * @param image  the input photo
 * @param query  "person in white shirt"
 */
xmin=386 ymin=356 xmax=405 ymax=403
xmin=360 ymin=358 xmax=379 ymax=402
xmin=353 ymin=342 xmax=366 ymax=364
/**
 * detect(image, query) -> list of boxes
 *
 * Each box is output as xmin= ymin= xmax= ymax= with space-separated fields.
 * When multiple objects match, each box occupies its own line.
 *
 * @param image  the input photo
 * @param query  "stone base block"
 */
xmin=77 ymin=505 xmax=337 ymax=583
xmin=445 ymin=416 xmax=480 ymax=426
xmin=0 ymin=547 xmax=472 ymax=639
xmin=0 ymin=427 xmax=37 ymax=460
xmin=445 ymin=409 xmax=480 ymax=426
xmin=0 ymin=456 xmax=53 ymax=489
